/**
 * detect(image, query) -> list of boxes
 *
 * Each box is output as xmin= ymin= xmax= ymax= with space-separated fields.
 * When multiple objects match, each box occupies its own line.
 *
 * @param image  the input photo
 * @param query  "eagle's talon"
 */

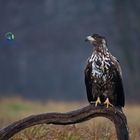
xmin=104 ymin=98 xmax=113 ymax=108
xmin=95 ymin=97 xmax=101 ymax=107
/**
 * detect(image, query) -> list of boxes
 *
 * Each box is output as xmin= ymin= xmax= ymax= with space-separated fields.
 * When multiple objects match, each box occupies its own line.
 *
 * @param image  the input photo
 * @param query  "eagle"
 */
xmin=85 ymin=34 xmax=125 ymax=108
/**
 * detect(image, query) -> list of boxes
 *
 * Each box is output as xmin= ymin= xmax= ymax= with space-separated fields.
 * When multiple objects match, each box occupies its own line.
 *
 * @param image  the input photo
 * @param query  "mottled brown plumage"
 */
xmin=85 ymin=34 xmax=125 ymax=107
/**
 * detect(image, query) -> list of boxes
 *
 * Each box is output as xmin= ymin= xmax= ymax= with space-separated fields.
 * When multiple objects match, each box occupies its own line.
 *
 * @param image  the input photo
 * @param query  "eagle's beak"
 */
xmin=85 ymin=36 xmax=95 ymax=43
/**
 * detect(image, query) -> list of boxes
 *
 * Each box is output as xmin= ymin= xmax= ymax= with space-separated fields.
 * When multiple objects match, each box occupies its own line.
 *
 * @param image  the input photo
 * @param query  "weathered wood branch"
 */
xmin=0 ymin=104 xmax=129 ymax=140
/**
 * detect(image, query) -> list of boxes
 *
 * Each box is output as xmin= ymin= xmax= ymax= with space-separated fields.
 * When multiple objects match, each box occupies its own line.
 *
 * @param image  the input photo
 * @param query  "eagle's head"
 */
xmin=85 ymin=34 xmax=107 ymax=51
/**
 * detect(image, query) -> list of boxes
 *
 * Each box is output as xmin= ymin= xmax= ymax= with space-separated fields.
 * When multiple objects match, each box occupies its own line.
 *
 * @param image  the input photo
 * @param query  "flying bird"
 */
xmin=85 ymin=34 xmax=125 ymax=108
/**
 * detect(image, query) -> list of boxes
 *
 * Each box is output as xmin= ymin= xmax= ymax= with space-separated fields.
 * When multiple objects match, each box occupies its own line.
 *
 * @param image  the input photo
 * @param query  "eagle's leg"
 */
xmin=104 ymin=98 xmax=113 ymax=108
xmin=95 ymin=97 xmax=101 ymax=107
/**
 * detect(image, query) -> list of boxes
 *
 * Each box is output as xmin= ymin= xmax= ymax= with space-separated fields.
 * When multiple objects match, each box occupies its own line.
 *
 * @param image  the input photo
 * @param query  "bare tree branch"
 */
xmin=0 ymin=104 xmax=129 ymax=140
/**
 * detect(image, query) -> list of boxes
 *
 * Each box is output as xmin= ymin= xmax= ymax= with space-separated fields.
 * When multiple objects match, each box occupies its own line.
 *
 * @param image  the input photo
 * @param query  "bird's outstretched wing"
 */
xmin=111 ymin=56 xmax=125 ymax=107
xmin=84 ymin=61 xmax=94 ymax=103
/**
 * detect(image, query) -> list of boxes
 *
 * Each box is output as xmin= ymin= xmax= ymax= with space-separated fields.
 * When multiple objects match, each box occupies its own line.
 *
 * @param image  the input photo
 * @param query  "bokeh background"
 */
xmin=0 ymin=0 xmax=140 ymax=102
xmin=0 ymin=1 xmax=140 ymax=139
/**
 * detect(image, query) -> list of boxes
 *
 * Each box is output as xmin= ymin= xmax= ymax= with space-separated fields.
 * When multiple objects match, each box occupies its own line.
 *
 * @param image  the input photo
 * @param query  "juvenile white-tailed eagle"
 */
xmin=85 ymin=34 xmax=125 ymax=108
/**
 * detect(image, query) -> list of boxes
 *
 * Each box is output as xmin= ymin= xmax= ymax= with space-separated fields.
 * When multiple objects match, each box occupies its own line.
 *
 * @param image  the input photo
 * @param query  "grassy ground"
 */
xmin=0 ymin=97 xmax=140 ymax=140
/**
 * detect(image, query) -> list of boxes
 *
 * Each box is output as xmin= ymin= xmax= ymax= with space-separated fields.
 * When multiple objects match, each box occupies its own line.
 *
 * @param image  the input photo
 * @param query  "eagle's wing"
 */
xmin=111 ymin=56 xmax=125 ymax=107
xmin=84 ymin=61 xmax=94 ymax=103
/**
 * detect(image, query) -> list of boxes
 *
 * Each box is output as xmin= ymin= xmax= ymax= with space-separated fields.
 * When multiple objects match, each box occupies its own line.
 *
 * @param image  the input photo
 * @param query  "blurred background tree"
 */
xmin=0 ymin=0 xmax=139 ymax=102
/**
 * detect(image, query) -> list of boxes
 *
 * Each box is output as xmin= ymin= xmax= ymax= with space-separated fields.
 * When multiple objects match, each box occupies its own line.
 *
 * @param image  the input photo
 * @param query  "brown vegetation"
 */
xmin=0 ymin=97 xmax=140 ymax=140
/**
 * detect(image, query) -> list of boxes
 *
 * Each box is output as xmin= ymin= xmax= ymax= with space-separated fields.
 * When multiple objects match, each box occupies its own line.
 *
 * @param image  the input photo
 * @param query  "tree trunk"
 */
xmin=0 ymin=104 xmax=129 ymax=140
